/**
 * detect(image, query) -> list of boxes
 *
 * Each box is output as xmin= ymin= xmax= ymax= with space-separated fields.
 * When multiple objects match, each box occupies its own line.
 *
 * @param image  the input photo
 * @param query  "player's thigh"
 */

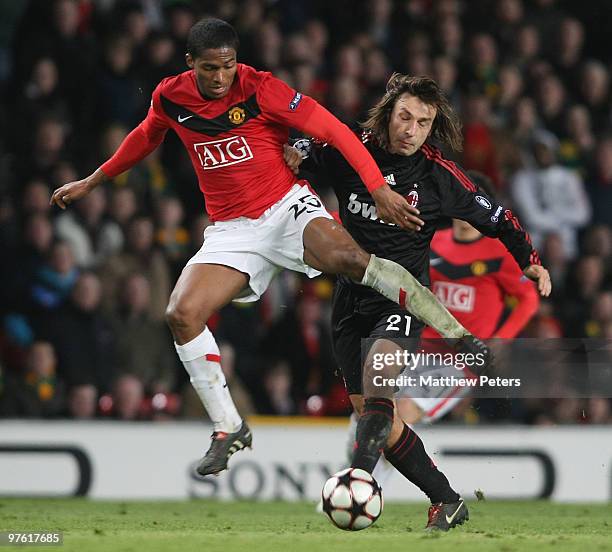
xmin=302 ymin=217 xmax=369 ymax=276
xmin=167 ymin=263 xmax=249 ymax=323
xmin=362 ymin=310 xmax=424 ymax=397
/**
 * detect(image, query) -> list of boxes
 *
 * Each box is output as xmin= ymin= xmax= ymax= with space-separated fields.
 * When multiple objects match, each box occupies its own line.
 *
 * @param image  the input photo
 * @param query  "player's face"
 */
xmin=387 ymin=93 xmax=436 ymax=156
xmin=186 ymin=47 xmax=237 ymax=99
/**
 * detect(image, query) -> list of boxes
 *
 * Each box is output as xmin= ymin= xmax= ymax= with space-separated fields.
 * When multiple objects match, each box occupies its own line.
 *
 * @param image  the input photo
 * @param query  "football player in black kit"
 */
xmin=286 ymin=74 xmax=551 ymax=531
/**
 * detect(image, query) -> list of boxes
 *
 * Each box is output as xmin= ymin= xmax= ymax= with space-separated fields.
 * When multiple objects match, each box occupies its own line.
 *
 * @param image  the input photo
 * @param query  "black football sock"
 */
xmin=351 ymin=398 xmax=394 ymax=472
xmin=384 ymin=424 xmax=460 ymax=504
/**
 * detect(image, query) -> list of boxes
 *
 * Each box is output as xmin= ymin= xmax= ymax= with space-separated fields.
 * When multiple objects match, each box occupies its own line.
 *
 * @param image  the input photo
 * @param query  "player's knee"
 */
xmin=165 ymin=299 xmax=208 ymax=333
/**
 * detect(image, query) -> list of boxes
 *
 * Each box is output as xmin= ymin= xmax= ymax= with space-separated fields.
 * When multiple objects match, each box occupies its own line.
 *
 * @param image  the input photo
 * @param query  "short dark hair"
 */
xmin=186 ymin=18 xmax=239 ymax=58
xmin=362 ymin=73 xmax=463 ymax=152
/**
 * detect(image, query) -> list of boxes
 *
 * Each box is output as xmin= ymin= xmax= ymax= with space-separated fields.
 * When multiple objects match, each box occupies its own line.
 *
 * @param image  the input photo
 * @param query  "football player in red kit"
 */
xmin=50 ymin=19 xmax=482 ymax=477
xmin=398 ymin=171 xmax=540 ymax=423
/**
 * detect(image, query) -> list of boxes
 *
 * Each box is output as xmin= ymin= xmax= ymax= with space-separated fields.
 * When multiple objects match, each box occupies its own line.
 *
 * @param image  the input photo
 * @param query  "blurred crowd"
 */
xmin=0 ymin=0 xmax=611 ymax=424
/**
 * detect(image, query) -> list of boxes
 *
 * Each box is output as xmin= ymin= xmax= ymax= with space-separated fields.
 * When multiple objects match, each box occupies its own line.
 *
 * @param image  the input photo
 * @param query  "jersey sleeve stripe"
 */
xmin=421 ymin=144 xmax=477 ymax=192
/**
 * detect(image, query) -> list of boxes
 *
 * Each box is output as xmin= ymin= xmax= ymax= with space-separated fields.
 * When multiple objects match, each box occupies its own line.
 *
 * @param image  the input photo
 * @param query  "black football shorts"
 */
xmin=331 ymin=282 xmax=424 ymax=395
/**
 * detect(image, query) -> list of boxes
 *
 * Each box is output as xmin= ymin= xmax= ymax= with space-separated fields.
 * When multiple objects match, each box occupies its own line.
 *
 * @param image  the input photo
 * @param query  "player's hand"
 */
xmin=283 ymin=144 xmax=303 ymax=175
xmin=50 ymin=170 xmax=105 ymax=209
xmin=371 ymin=185 xmax=424 ymax=231
xmin=523 ymin=264 xmax=552 ymax=297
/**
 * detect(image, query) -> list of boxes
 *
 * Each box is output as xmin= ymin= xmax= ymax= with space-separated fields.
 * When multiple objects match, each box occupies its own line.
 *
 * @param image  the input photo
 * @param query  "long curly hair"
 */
xmin=361 ymin=73 xmax=463 ymax=152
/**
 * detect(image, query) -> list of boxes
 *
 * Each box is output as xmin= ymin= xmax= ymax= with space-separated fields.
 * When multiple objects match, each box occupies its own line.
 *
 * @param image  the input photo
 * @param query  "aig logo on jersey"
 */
xmin=432 ymin=281 xmax=475 ymax=312
xmin=194 ymin=136 xmax=253 ymax=170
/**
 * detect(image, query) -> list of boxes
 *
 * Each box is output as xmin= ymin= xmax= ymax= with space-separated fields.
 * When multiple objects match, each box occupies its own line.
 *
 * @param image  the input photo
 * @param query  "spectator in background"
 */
xmin=155 ymin=195 xmax=190 ymax=278
xmin=55 ymin=185 xmax=123 ymax=269
xmin=29 ymin=240 xmax=78 ymax=313
xmin=259 ymin=285 xmax=335 ymax=408
xmin=35 ymin=272 xmax=116 ymax=393
xmin=461 ymin=93 xmax=500 ymax=187
xmin=21 ymin=180 xmax=52 ymax=217
xmin=536 ymin=73 xmax=568 ymax=137
xmin=110 ymin=273 xmax=175 ymax=393
xmin=1 ymin=214 xmax=55 ymax=315
xmin=554 ymin=18 xmax=585 ymax=95
xmin=511 ymin=130 xmax=591 ymax=258
xmin=512 ymin=24 xmax=541 ymax=71
xmin=561 ymin=255 xmax=606 ymax=336
xmin=434 ymin=15 xmax=463 ymax=62
xmin=99 ymin=216 xmax=171 ymax=321
xmin=96 ymin=34 xmax=143 ymax=129
xmin=560 ymin=105 xmax=596 ymax=174
xmin=65 ymin=383 xmax=98 ymax=419
xmin=108 ymin=187 xmax=138 ymax=233
xmin=587 ymin=136 xmax=612 ymax=227
xmin=579 ymin=61 xmax=610 ymax=134
xmin=24 ymin=116 xmax=68 ymax=181
xmin=0 ymin=341 xmax=65 ymax=417
xmin=14 ymin=57 xmax=70 ymax=152
xmin=110 ymin=373 xmax=145 ymax=420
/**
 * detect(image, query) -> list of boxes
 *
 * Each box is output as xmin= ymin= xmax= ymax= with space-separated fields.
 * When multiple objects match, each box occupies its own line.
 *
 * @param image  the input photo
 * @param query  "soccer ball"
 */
xmin=321 ymin=468 xmax=383 ymax=531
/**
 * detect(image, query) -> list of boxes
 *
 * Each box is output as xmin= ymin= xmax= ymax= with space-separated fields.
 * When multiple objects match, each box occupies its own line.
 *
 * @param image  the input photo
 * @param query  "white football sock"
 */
xmin=361 ymin=254 xmax=469 ymax=339
xmin=175 ymin=327 xmax=243 ymax=433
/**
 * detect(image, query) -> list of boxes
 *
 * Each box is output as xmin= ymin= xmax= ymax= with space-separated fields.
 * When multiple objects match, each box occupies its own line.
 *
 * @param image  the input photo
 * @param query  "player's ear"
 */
xmin=185 ymin=53 xmax=194 ymax=69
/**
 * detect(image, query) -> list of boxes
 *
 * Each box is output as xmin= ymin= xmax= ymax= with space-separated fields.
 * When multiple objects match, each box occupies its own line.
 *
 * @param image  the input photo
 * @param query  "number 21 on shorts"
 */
xmin=385 ymin=314 xmax=412 ymax=336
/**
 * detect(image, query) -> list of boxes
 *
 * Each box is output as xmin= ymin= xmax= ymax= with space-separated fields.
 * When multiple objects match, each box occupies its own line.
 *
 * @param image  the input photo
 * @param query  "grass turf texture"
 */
xmin=2 ymin=499 xmax=612 ymax=552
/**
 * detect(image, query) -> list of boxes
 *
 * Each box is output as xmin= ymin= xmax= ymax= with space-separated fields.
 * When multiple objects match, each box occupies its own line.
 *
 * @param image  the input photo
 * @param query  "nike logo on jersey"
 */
xmin=161 ymin=93 xmax=261 ymax=136
xmin=445 ymin=500 xmax=465 ymax=524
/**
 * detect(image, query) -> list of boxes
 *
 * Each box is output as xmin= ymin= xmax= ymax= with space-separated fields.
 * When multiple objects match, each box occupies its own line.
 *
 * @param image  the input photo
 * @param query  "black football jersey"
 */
xmin=297 ymin=132 xmax=539 ymax=312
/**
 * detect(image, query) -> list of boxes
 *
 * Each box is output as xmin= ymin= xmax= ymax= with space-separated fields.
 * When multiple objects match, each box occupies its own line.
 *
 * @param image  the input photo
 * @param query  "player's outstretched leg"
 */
xmin=303 ymin=219 xmax=471 ymax=340
xmin=167 ymin=264 xmax=252 ymax=476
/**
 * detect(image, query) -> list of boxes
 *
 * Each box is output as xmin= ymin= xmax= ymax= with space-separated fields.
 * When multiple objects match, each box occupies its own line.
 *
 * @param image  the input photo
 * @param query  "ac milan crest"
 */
xmin=406 ymin=190 xmax=419 ymax=207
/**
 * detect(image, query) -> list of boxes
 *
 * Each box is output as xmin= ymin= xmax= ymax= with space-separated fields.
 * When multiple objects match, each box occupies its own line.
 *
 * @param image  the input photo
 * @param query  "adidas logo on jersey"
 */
xmin=384 ymin=173 xmax=396 ymax=186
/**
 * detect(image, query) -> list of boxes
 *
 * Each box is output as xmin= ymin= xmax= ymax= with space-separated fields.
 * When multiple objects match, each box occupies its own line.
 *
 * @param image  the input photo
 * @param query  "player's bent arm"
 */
xmin=100 ymin=119 xmax=167 ymax=178
xmin=297 ymin=106 xmax=424 ymax=231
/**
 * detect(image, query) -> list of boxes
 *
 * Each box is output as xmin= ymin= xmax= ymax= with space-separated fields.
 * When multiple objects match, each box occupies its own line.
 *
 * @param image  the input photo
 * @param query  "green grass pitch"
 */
xmin=2 ymin=499 xmax=612 ymax=552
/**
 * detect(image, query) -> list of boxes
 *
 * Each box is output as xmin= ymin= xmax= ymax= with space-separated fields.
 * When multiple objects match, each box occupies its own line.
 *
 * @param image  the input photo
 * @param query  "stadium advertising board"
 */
xmin=0 ymin=421 xmax=609 ymax=502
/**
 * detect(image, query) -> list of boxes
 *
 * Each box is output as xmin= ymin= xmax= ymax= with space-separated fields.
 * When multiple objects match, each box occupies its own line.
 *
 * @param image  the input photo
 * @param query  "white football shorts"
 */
xmin=187 ymin=183 xmax=333 ymax=302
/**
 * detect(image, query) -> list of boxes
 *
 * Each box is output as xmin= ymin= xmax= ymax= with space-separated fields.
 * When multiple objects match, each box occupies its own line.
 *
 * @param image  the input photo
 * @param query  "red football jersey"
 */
xmin=101 ymin=64 xmax=385 ymax=221
xmin=422 ymin=228 xmax=539 ymax=339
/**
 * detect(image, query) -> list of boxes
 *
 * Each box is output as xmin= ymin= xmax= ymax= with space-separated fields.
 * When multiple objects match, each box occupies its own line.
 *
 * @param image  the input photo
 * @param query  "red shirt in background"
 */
xmin=423 ymin=228 xmax=539 ymax=339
